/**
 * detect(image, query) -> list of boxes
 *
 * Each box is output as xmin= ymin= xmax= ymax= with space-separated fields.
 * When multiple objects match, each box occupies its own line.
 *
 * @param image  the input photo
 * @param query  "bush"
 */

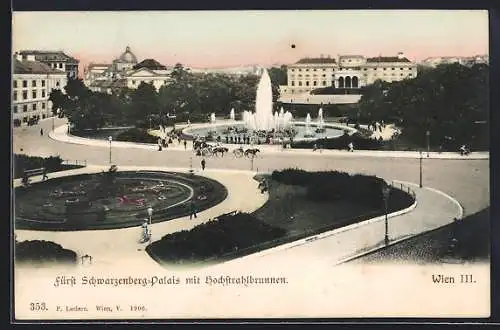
xmin=146 ymin=212 xmax=286 ymax=262
xmin=114 ymin=128 xmax=158 ymax=144
xmin=15 ymin=240 xmax=77 ymax=264
xmin=271 ymin=169 xmax=407 ymax=209
xmin=14 ymin=154 xmax=64 ymax=178
xmin=291 ymin=132 xmax=384 ymax=150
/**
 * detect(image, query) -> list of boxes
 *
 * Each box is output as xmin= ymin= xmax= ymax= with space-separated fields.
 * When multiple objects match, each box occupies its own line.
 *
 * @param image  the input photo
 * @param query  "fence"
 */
xmin=61 ymin=159 xmax=87 ymax=167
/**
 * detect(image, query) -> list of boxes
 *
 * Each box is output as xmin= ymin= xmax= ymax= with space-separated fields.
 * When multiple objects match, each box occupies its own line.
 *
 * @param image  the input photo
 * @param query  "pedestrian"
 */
xmin=348 ymin=142 xmax=354 ymax=152
xmin=201 ymin=158 xmax=206 ymax=171
xmin=183 ymin=140 xmax=187 ymax=150
xmin=42 ymin=167 xmax=48 ymax=180
xmin=313 ymin=143 xmax=317 ymax=151
xmin=189 ymin=200 xmax=197 ymax=219
xmin=40 ymin=128 xmax=44 ymax=136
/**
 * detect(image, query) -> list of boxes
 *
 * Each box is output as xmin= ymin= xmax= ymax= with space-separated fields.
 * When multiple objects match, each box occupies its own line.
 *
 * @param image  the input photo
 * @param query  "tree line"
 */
xmin=49 ymin=63 xmax=288 ymax=131
xmin=354 ymin=63 xmax=489 ymax=150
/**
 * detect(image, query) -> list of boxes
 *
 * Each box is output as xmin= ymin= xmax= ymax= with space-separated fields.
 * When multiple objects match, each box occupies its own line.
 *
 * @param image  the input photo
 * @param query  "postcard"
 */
xmin=12 ymin=10 xmax=490 ymax=320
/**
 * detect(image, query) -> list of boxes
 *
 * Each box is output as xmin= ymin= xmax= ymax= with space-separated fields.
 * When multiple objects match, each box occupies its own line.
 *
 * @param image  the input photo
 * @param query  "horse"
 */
xmin=212 ymin=147 xmax=229 ymax=157
xmin=244 ymin=148 xmax=260 ymax=158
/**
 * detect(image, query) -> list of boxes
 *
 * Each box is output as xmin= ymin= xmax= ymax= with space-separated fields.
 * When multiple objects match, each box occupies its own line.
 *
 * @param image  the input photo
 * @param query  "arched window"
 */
xmin=352 ymin=76 xmax=359 ymax=88
xmin=345 ymin=76 xmax=352 ymax=88
xmin=338 ymin=77 xmax=344 ymax=88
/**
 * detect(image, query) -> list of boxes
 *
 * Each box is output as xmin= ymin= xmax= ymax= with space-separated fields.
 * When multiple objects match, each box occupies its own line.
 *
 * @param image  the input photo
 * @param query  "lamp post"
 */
xmin=108 ymin=136 xmax=113 ymax=165
xmin=426 ymin=130 xmax=430 ymax=158
xmin=382 ymin=183 xmax=391 ymax=246
xmin=147 ymin=206 xmax=153 ymax=242
xmin=419 ymin=151 xmax=423 ymax=188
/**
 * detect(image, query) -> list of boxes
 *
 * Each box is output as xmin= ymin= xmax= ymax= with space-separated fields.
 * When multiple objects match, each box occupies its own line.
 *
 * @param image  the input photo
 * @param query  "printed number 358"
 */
xmin=30 ymin=302 xmax=48 ymax=311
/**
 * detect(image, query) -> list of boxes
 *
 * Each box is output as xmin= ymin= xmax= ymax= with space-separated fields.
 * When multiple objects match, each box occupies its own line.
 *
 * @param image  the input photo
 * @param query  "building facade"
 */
xmin=84 ymin=47 xmax=173 ymax=93
xmin=12 ymin=55 xmax=67 ymax=125
xmin=280 ymin=52 xmax=418 ymax=97
xmin=16 ymin=50 xmax=79 ymax=79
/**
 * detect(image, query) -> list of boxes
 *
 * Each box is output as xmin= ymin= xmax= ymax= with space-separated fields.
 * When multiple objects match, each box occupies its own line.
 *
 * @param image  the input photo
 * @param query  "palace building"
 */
xmin=279 ymin=52 xmax=418 ymax=98
xmin=12 ymin=54 xmax=67 ymax=126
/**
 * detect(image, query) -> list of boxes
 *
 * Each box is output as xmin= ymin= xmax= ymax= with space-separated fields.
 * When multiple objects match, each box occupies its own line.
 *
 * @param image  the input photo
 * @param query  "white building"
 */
xmin=280 ymin=52 xmax=417 ymax=98
xmin=16 ymin=50 xmax=79 ymax=79
xmin=12 ymin=54 xmax=67 ymax=126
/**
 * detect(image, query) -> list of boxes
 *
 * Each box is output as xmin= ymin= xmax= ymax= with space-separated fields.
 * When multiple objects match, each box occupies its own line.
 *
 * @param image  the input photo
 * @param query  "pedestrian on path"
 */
xmin=201 ymin=158 xmax=206 ymax=171
xmin=348 ymin=142 xmax=354 ymax=152
xmin=40 ymin=128 xmax=43 ymax=136
xmin=42 ymin=168 xmax=48 ymax=180
xmin=184 ymin=140 xmax=187 ymax=150
xmin=189 ymin=200 xmax=198 ymax=219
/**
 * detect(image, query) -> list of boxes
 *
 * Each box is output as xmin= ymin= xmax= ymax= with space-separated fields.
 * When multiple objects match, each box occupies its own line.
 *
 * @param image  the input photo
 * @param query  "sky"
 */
xmin=12 ymin=10 xmax=489 ymax=73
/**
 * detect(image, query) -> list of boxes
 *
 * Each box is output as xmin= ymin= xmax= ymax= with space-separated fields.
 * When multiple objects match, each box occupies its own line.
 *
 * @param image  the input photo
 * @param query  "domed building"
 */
xmin=111 ymin=46 xmax=138 ymax=77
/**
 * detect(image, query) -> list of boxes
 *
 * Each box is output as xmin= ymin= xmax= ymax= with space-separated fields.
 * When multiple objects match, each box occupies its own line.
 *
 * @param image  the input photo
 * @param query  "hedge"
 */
xmin=114 ymin=128 xmax=159 ymax=144
xmin=291 ymin=132 xmax=384 ymax=150
xmin=14 ymin=154 xmax=64 ymax=179
xmin=146 ymin=212 xmax=286 ymax=263
xmin=15 ymin=240 xmax=77 ymax=264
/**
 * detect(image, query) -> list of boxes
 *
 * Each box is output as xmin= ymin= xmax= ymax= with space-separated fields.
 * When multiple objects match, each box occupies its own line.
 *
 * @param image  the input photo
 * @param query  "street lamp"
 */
xmin=382 ymin=183 xmax=391 ymax=246
xmin=419 ymin=151 xmax=423 ymax=188
xmin=426 ymin=130 xmax=430 ymax=158
xmin=147 ymin=206 xmax=153 ymax=225
xmin=108 ymin=136 xmax=113 ymax=165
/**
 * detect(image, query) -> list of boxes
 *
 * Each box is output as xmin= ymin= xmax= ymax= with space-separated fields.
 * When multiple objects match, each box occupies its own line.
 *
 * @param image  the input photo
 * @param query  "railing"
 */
xmin=61 ymin=159 xmax=87 ymax=167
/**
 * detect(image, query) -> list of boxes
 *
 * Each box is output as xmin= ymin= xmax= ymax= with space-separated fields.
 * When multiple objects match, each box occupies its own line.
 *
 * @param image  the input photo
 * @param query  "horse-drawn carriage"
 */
xmin=194 ymin=140 xmax=229 ymax=157
xmin=233 ymin=147 xmax=260 ymax=158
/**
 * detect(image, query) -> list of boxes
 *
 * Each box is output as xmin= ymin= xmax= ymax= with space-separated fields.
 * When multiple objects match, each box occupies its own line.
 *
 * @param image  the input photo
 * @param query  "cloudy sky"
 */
xmin=12 ymin=10 xmax=489 ymax=71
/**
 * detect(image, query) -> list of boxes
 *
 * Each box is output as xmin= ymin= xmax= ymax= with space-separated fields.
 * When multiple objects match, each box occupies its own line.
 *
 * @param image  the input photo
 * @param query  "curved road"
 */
xmin=15 ymin=118 xmax=489 ymax=217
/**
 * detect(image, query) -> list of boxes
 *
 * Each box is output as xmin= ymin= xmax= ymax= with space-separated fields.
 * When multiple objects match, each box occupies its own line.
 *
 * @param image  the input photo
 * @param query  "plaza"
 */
xmin=13 ymin=115 xmax=489 ymax=271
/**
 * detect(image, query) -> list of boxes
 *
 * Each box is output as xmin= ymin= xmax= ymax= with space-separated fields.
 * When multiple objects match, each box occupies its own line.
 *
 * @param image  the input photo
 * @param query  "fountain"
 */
xmin=210 ymin=113 xmax=216 ymax=124
xmin=229 ymin=108 xmax=235 ymax=121
xmin=304 ymin=113 xmax=315 ymax=138
xmin=316 ymin=108 xmax=325 ymax=133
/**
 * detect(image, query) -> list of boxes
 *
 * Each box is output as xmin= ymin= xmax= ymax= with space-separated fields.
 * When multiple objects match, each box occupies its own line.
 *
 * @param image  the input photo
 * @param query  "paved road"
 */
xmin=14 ymin=118 xmax=489 ymax=217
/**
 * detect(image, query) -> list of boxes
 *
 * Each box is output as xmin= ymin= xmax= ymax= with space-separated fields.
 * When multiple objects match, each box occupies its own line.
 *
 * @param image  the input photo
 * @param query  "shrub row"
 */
xmin=291 ymin=133 xmax=384 ymax=150
xmin=146 ymin=212 xmax=285 ymax=263
xmin=14 ymin=154 xmax=64 ymax=178
xmin=15 ymin=240 xmax=77 ymax=264
xmin=114 ymin=128 xmax=159 ymax=144
xmin=271 ymin=169 xmax=411 ymax=209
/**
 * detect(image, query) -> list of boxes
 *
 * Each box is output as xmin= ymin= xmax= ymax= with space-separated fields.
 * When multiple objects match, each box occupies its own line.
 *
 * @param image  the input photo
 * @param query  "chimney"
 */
xmin=397 ymin=52 xmax=405 ymax=60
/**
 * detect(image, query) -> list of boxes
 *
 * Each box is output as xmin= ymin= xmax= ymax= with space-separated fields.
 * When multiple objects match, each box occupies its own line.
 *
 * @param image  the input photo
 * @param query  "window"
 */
xmin=13 ymin=106 xmax=18 ymax=113
xmin=22 ymin=91 xmax=27 ymax=100
xmin=23 ymin=117 xmax=28 ymax=123
xmin=313 ymin=68 xmax=317 ymax=71
xmin=322 ymin=81 xmax=326 ymax=86
xmin=42 ymin=102 xmax=46 ymax=109
xmin=291 ymin=81 xmax=295 ymax=86
xmin=348 ymin=59 xmax=352 ymax=62
xmin=322 ymin=74 xmax=326 ymax=77
xmin=322 ymin=68 xmax=326 ymax=71
xmin=291 ymin=69 xmax=295 ymax=72
xmin=363 ymin=68 xmax=367 ymax=71
xmin=42 ymin=80 xmax=46 ymax=87
xmin=400 ymin=68 xmax=404 ymax=70
xmin=23 ymin=105 xmax=28 ymax=112
xmin=409 ymin=74 xmax=413 ymax=77
xmin=132 ymin=80 xmax=136 ymax=85
xmin=32 ymin=91 xmax=37 ymax=99
xmin=298 ymin=69 xmax=302 ymax=72
xmin=298 ymin=74 xmax=302 ymax=78
xmin=42 ymin=90 xmax=46 ymax=98
xmin=305 ymin=69 xmax=309 ymax=71
xmin=32 ymin=80 xmax=36 ymax=87
xmin=42 ymin=114 xmax=46 ymax=119
xmin=306 ymin=81 xmax=310 ymax=86
xmin=56 ymin=81 xmax=60 ymax=87
xmin=32 ymin=103 xmax=37 ymax=111
xmin=313 ymin=81 xmax=317 ymax=86
xmin=392 ymin=68 xmax=395 ymax=70
xmin=23 ymin=80 xmax=27 ymax=88
xmin=59 ymin=63 xmax=63 ymax=68
xmin=298 ymin=81 xmax=302 ymax=86
xmin=400 ymin=73 xmax=403 ymax=76
xmin=164 ymin=80 xmax=168 ymax=84
xmin=383 ymin=68 xmax=386 ymax=70
xmin=13 ymin=80 xmax=17 ymax=88
xmin=13 ymin=92 xmax=17 ymax=101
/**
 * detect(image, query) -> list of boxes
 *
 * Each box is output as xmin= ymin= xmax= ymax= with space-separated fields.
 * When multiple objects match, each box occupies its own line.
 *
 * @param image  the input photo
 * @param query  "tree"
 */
xmin=129 ymin=82 xmax=160 ymax=126
xmin=48 ymin=89 xmax=67 ymax=116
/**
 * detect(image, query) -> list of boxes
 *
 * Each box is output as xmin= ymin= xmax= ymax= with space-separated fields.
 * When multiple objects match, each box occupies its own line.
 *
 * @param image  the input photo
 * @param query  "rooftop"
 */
xmin=366 ymin=56 xmax=411 ymax=63
xmin=132 ymin=59 xmax=167 ymax=70
xmin=13 ymin=59 xmax=65 ymax=75
xmin=18 ymin=50 xmax=79 ymax=63
xmin=295 ymin=57 xmax=337 ymax=64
